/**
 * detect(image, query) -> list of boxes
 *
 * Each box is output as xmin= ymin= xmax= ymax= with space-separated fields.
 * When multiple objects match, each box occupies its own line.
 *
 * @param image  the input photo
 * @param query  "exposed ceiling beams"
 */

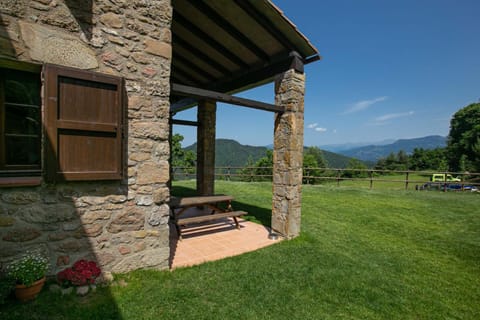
xmin=170 ymin=0 xmax=320 ymax=112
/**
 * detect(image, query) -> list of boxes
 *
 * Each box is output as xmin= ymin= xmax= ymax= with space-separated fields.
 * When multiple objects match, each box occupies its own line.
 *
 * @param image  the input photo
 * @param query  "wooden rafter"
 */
xmin=174 ymin=35 xmax=231 ymax=76
xmin=186 ymin=0 xmax=270 ymax=62
xmin=173 ymin=54 xmax=216 ymax=82
xmin=233 ymin=0 xmax=297 ymax=53
xmin=173 ymin=9 xmax=249 ymax=69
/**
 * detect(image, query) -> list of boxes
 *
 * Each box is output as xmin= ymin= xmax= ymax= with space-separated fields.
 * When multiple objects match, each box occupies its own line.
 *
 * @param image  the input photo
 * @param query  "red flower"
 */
xmin=56 ymin=259 xmax=101 ymax=287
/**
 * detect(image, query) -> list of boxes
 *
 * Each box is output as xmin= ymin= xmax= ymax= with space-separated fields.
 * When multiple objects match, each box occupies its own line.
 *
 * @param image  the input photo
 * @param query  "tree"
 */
xmin=343 ymin=158 xmax=368 ymax=178
xmin=304 ymin=146 xmax=328 ymax=168
xmin=409 ymin=148 xmax=447 ymax=171
xmin=239 ymin=156 xmax=256 ymax=181
xmin=253 ymin=149 xmax=273 ymax=180
xmin=241 ymin=147 xmax=328 ymax=183
xmin=171 ymin=133 xmax=196 ymax=177
xmin=396 ymin=150 xmax=409 ymax=170
xmin=303 ymin=153 xmax=320 ymax=184
xmin=447 ymin=103 xmax=480 ymax=172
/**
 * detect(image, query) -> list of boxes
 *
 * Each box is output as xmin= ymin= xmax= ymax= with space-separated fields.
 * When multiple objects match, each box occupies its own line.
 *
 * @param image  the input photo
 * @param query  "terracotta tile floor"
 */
xmin=169 ymin=208 xmax=282 ymax=269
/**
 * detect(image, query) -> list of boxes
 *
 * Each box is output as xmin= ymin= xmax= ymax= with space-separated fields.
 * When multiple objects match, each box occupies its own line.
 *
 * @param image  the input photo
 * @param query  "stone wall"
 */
xmin=0 ymin=0 xmax=173 ymax=275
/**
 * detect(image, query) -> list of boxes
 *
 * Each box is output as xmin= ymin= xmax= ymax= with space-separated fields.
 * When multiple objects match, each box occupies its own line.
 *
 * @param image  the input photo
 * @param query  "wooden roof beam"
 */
xmin=173 ymin=10 xmax=249 ymax=69
xmin=171 ymin=119 xmax=198 ymax=127
xmin=170 ymin=51 xmax=304 ymax=113
xmin=174 ymin=35 xmax=232 ymax=76
xmin=233 ymin=0 xmax=297 ymax=53
xmin=173 ymin=54 xmax=217 ymax=82
xmin=210 ymin=51 xmax=304 ymax=93
xmin=170 ymin=98 xmax=198 ymax=115
xmin=187 ymin=0 xmax=271 ymax=62
xmin=170 ymin=83 xmax=285 ymax=113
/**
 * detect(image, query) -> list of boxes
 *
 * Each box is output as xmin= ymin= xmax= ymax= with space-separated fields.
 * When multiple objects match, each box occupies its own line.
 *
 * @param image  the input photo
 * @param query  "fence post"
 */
xmin=337 ymin=169 xmax=340 ymax=187
xmin=443 ymin=171 xmax=448 ymax=192
xmin=405 ymin=171 xmax=409 ymax=190
xmin=461 ymin=172 xmax=464 ymax=191
xmin=369 ymin=170 xmax=373 ymax=189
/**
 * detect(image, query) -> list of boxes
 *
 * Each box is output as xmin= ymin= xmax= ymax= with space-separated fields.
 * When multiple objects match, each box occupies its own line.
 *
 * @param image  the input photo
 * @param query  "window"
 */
xmin=0 ymin=65 xmax=41 ymax=176
xmin=0 ymin=60 xmax=124 ymax=185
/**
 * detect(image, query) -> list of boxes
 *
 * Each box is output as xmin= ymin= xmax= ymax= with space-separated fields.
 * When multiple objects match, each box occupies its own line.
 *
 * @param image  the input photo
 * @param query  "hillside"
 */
xmin=185 ymin=139 xmax=358 ymax=168
xmin=339 ymin=135 xmax=447 ymax=162
xmin=320 ymin=149 xmax=358 ymax=168
xmin=185 ymin=139 xmax=268 ymax=167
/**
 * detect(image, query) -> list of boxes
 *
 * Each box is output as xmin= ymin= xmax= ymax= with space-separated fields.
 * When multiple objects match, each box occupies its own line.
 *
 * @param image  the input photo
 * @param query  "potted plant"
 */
xmin=7 ymin=252 xmax=49 ymax=302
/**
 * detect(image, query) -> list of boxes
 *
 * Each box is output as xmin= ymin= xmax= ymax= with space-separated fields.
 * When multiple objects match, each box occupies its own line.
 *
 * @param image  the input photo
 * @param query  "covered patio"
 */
xmin=169 ymin=0 xmax=320 ymax=246
xmin=169 ymin=208 xmax=281 ymax=268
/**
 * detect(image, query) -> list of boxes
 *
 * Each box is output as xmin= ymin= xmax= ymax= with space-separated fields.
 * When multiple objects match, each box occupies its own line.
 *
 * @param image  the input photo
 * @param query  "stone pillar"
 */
xmin=196 ymin=100 xmax=216 ymax=196
xmin=272 ymin=69 xmax=306 ymax=238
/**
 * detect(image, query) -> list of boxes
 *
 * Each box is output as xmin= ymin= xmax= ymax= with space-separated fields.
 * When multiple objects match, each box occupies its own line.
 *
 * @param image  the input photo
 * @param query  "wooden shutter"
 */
xmin=44 ymin=64 xmax=124 ymax=181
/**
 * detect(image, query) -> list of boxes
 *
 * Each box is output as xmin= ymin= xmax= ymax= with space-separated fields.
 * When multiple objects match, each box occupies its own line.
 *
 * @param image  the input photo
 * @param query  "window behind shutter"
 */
xmin=44 ymin=64 xmax=124 ymax=181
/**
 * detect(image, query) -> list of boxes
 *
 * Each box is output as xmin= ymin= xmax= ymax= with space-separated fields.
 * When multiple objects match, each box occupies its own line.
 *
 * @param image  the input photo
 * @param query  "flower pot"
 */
xmin=14 ymin=277 xmax=46 ymax=302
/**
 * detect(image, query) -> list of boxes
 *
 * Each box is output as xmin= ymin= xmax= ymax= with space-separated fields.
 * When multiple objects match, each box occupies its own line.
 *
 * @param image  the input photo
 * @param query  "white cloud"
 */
xmin=343 ymin=96 xmax=388 ymax=114
xmin=375 ymin=111 xmax=414 ymax=122
xmin=307 ymin=122 xmax=327 ymax=133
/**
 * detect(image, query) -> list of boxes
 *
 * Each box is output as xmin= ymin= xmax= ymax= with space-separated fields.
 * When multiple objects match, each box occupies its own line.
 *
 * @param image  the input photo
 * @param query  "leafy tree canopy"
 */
xmin=172 ymin=133 xmax=196 ymax=173
xmin=304 ymin=146 xmax=328 ymax=168
xmin=447 ymin=102 xmax=480 ymax=172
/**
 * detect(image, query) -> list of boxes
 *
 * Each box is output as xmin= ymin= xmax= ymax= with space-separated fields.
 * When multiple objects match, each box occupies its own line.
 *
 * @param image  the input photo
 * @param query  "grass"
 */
xmin=1 ymin=181 xmax=479 ymax=319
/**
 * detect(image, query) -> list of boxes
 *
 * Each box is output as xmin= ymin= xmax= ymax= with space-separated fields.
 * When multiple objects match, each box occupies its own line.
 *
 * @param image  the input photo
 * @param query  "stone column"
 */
xmin=196 ymin=100 xmax=216 ymax=196
xmin=272 ymin=69 xmax=306 ymax=238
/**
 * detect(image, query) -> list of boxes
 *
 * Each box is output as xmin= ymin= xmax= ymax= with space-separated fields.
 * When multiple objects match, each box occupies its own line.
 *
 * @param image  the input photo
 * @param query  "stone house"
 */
xmin=0 ymin=0 xmax=319 ymax=275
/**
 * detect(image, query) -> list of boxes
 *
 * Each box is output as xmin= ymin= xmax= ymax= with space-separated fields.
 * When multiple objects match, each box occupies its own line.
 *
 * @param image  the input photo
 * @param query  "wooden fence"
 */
xmin=172 ymin=167 xmax=480 ymax=191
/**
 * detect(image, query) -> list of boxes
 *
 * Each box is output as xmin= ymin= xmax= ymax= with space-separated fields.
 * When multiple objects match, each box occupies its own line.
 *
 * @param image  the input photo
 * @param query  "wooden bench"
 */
xmin=170 ymin=195 xmax=247 ymax=239
xmin=177 ymin=211 xmax=247 ymax=228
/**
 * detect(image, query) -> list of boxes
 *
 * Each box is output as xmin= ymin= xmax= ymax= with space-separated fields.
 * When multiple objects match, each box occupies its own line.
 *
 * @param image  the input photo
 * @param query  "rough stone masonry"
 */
xmin=0 ymin=0 xmax=173 ymax=275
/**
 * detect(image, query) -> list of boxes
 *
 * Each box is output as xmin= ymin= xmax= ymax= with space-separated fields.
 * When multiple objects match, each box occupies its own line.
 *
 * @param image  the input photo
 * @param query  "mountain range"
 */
xmin=184 ymin=135 xmax=447 ymax=168
xmin=185 ymin=139 xmax=354 ymax=168
xmin=319 ymin=139 xmax=396 ymax=152
xmin=337 ymin=135 xmax=447 ymax=162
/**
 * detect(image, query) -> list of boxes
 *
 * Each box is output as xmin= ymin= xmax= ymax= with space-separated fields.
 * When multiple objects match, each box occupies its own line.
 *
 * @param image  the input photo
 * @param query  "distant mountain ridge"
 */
xmin=185 ymin=139 xmax=357 ymax=168
xmin=185 ymin=139 xmax=267 ymax=167
xmin=319 ymin=139 xmax=395 ymax=153
xmin=338 ymin=135 xmax=447 ymax=162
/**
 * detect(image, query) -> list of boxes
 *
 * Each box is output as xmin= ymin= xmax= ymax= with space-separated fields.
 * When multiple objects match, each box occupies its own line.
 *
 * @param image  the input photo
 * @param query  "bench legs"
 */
xmin=174 ymin=213 xmax=245 ymax=240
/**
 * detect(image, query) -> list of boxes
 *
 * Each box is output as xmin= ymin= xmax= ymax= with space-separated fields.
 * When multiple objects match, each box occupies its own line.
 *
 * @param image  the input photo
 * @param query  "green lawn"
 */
xmin=1 ymin=181 xmax=479 ymax=319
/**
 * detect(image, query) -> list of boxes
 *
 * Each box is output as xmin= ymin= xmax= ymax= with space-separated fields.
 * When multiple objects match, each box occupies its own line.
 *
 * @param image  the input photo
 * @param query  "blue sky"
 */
xmin=173 ymin=0 xmax=480 ymax=148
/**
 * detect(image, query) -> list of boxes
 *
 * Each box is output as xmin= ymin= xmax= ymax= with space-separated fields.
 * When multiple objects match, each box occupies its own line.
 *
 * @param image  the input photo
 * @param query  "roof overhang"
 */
xmin=170 ymin=0 xmax=320 ymax=111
